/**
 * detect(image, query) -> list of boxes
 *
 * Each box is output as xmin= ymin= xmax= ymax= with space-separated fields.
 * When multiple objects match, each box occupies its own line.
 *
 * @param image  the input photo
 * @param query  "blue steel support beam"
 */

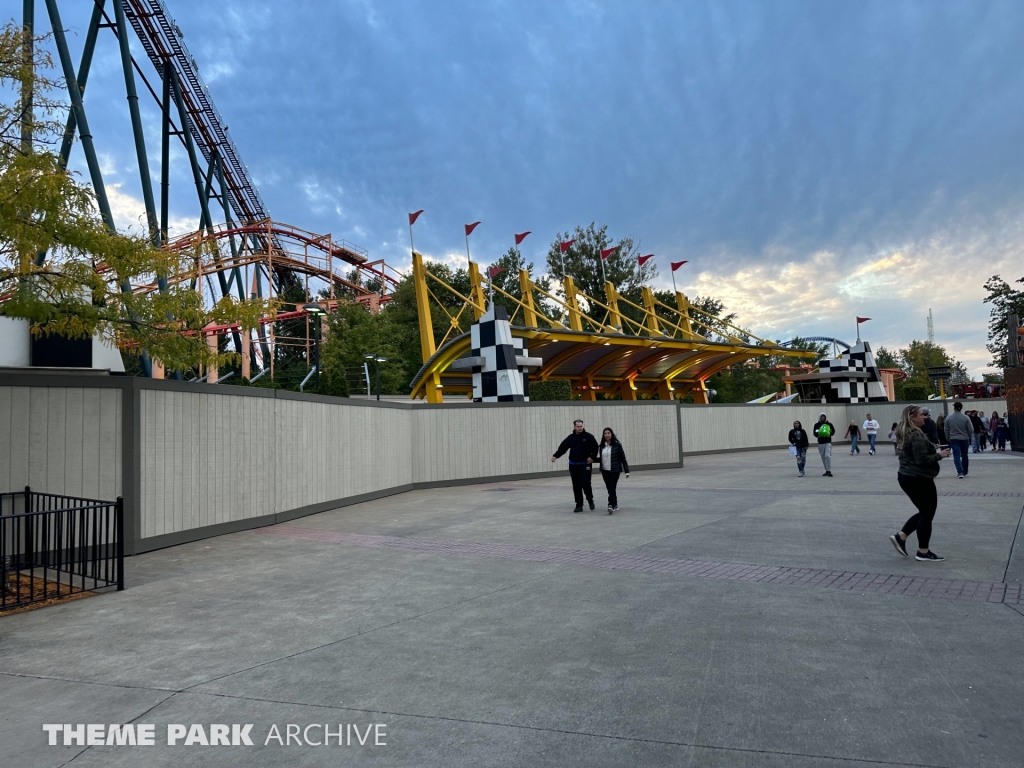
xmin=45 ymin=0 xmax=151 ymax=377
xmin=45 ymin=0 xmax=115 ymax=233
xmin=56 ymin=0 xmax=104 ymax=172
xmin=20 ymin=0 xmax=33 ymax=153
xmin=113 ymin=0 xmax=159 ymax=248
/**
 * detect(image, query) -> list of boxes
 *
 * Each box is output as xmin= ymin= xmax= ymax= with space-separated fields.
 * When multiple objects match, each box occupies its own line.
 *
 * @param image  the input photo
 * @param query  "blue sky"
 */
xmin=32 ymin=0 xmax=1024 ymax=376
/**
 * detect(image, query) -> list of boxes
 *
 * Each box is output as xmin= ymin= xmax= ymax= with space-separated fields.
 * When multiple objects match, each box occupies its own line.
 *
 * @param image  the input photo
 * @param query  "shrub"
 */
xmin=529 ymin=379 xmax=572 ymax=401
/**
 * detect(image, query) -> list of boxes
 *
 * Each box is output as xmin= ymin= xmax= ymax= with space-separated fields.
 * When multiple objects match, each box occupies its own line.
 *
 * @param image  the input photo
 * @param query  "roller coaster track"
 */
xmin=123 ymin=0 xmax=266 ymax=225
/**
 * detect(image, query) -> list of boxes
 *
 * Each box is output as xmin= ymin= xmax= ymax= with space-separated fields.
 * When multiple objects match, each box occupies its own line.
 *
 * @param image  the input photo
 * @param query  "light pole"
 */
xmin=303 ymin=303 xmax=326 ymax=392
xmin=363 ymin=353 xmax=388 ymax=401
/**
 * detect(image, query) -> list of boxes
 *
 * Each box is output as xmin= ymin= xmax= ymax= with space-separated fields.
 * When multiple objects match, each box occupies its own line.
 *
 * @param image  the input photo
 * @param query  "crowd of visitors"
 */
xmin=550 ymin=401 xmax=1011 ymax=566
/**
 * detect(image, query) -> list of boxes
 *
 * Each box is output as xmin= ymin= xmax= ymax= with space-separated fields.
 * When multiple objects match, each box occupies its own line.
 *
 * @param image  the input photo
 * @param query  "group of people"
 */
xmin=952 ymin=408 xmax=1010 ymax=453
xmin=551 ymin=420 xmax=629 ymax=514
xmin=552 ymin=403 xmax=1009 ymax=564
xmin=787 ymin=412 xmax=881 ymax=477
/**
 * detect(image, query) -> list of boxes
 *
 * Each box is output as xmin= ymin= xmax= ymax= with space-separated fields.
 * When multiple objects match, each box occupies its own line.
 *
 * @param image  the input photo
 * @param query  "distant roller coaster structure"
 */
xmin=20 ymin=0 xmax=398 ymax=379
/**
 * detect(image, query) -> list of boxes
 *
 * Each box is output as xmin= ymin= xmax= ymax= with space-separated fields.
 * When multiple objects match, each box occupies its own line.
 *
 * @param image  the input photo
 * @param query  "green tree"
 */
xmin=319 ymin=302 xmax=407 ymax=395
xmin=874 ymin=346 xmax=899 ymax=369
xmin=983 ymin=274 xmax=1024 ymax=368
xmin=544 ymin=223 xmax=655 ymax=320
xmin=487 ymin=247 xmax=552 ymax=323
xmin=0 ymin=24 xmax=270 ymax=372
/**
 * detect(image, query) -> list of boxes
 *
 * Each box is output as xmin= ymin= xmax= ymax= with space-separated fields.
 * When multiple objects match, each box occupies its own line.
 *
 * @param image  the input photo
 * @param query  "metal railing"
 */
xmin=1 ymin=488 xmax=124 ymax=612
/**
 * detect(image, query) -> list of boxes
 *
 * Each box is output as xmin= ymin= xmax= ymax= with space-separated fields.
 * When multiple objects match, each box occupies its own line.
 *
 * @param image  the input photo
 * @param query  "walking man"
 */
xmin=551 ymin=419 xmax=599 ymax=513
xmin=863 ymin=413 xmax=880 ymax=455
xmin=969 ymin=410 xmax=983 ymax=453
xmin=814 ymin=412 xmax=835 ymax=477
xmin=944 ymin=401 xmax=974 ymax=479
xmin=920 ymin=407 xmax=939 ymax=446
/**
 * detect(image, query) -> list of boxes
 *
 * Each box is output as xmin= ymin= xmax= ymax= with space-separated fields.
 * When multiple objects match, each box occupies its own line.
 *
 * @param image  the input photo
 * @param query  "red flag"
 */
xmin=856 ymin=316 xmax=872 ymax=324
xmin=638 ymin=254 xmax=654 ymax=266
xmin=600 ymin=247 xmax=618 ymax=260
xmin=408 ymin=210 xmax=424 ymax=225
xmin=514 ymin=231 xmax=531 ymax=245
xmin=465 ymin=221 xmax=481 ymax=236
xmin=560 ymin=239 xmax=576 ymax=253
xmin=671 ymin=260 xmax=689 ymax=271
xmin=488 ymin=265 xmax=505 ymax=278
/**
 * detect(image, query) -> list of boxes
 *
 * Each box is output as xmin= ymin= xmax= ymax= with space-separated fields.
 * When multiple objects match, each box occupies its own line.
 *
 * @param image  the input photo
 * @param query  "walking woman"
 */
xmin=890 ymin=405 xmax=951 ymax=562
xmin=844 ymin=420 xmax=861 ymax=454
xmin=788 ymin=420 xmax=809 ymax=477
xmin=990 ymin=411 xmax=1001 ymax=451
xmin=597 ymin=427 xmax=629 ymax=514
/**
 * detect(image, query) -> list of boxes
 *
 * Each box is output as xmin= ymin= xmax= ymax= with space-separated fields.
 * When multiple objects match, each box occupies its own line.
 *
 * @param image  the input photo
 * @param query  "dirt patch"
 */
xmin=0 ymin=574 xmax=97 ymax=616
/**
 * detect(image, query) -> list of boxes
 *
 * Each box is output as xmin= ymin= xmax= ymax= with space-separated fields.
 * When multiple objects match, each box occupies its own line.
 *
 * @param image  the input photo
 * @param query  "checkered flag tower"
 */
xmin=451 ymin=303 xmax=542 ymax=402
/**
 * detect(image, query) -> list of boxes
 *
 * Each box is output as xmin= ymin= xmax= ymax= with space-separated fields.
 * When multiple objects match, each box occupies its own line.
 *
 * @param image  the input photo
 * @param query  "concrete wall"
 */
xmin=0 ymin=370 xmax=1008 ymax=554
xmin=679 ymin=399 xmax=1009 ymax=455
xmin=0 ymin=383 xmax=122 ymax=500
xmin=411 ymin=401 xmax=679 ymax=485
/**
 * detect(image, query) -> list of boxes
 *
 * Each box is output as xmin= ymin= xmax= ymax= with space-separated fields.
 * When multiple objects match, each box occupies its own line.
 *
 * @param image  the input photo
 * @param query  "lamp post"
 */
xmin=303 ymin=303 xmax=326 ymax=391
xmin=363 ymin=353 xmax=388 ymax=401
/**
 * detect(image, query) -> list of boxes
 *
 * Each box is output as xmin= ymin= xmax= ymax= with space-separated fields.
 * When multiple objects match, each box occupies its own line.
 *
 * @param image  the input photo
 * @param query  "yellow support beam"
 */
xmin=519 ymin=269 xmax=537 ymax=327
xmin=642 ymin=286 xmax=663 ymax=336
xmin=674 ymin=291 xmax=695 ymax=337
xmin=411 ymin=251 xmax=445 ymax=403
xmin=604 ymin=282 xmax=623 ymax=332
xmin=468 ymin=262 xmax=487 ymax=320
xmin=563 ymin=275 xmax=583 ymax=331
xmin=412 ymin=252 xmax=436 ymax=363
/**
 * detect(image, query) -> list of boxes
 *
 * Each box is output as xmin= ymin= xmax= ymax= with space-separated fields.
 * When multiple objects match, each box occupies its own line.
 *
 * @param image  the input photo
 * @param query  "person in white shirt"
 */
xmin=597 ymin=428 xmax=630 ymax=514
xmin=862 ymin=414 xmax=880 ymax=455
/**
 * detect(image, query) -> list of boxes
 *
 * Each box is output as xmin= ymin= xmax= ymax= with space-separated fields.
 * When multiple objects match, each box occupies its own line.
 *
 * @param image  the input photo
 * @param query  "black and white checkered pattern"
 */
xmin=815 ymin=341 xmax=889 ymax=403
xmin=469 ymin=305 xmax=527 ymax=402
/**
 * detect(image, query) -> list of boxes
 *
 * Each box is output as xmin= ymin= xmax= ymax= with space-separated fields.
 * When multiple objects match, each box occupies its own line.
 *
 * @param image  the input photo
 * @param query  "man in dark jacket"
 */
xmin=920 ymin=407 xmax=939 ymax=446
xmin=813 ymin=412 xmax=835 ymax=477
xmin=552 ymin=420 xmax=599 ymax=512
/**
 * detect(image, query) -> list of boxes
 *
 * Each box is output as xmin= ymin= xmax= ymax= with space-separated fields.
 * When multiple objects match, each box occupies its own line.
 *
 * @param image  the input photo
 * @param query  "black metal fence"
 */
xmin=1 ymin=487 xmax=123 ymax=611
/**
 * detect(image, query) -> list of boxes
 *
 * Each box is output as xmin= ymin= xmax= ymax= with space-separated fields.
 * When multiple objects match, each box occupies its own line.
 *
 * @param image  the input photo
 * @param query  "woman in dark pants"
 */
xmin=890 ymin=405 xmax=951 ymax=562
xmin=788 ymin=420 xmax=809 ymax=476
xmin=597 ymin=428 xmax=629 ymax=514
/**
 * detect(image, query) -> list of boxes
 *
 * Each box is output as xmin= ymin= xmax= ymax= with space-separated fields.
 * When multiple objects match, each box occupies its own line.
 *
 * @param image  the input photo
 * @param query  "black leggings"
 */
xmin=601 ymin=470 xmax=620 ymax=506
xmin=898 ymin=474 xmax=938 ymax=549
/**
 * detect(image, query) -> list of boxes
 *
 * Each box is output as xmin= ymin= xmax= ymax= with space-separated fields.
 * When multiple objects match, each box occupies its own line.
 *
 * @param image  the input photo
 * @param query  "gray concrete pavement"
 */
xmin=2 ymin=447 xmax=1022 ymax=767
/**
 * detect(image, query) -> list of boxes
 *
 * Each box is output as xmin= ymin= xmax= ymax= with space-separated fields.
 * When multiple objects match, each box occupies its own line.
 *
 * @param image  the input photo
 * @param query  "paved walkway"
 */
xmin=2 ymin=447 xmax=1022 ymax=767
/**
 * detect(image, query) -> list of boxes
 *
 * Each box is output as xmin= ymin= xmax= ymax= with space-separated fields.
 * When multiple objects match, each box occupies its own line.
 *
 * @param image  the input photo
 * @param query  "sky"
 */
xmin=27 ymin=0 xmax=1024 ymax=377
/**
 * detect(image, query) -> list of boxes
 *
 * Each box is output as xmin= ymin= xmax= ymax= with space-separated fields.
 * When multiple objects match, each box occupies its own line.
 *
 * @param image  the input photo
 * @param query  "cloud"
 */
xmin=675 ymin=208 xmax=1024 ymax=377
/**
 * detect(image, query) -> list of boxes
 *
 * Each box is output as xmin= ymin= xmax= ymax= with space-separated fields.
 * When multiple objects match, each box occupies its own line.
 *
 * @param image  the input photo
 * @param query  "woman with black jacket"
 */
xmin=597 ymin=428 xmax=629 ymax=514
xmin=890 ymin=405 xmax=951 ymax=562
xmin=788 ymin=420 xmax=810 ymax=477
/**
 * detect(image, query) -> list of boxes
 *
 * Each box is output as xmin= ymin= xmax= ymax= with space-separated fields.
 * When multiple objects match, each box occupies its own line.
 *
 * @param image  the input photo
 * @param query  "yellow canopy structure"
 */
xmin=408 ymin=252 xmax=814 ymax=402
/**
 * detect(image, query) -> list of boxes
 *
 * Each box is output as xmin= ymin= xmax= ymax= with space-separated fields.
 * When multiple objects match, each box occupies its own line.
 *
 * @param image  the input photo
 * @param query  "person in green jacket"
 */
xmin=890 ymin=405 xmax=951 ymax=562
xmin=813 ymin=413 xmax=836 ymax=477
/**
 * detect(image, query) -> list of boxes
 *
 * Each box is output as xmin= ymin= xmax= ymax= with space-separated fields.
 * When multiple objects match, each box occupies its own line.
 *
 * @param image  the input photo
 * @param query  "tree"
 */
xmin=487 ymin=247 xmax=552 ymax=322
xmin=983 ymin=274 xmax=1024 ymax=368
xmin=319 ymin=302 xmax=407 ymax=395
xmin=874 ymin=346 xmax=899 ymax=370
xmin=0 ymin=23 xmax=271 ymax=373
xmin=544 ymin=223 xmax=655 ymax=310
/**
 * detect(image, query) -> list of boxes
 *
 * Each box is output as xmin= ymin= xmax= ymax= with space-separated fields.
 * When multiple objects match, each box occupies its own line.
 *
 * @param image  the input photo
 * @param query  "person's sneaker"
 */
xmin=798 ymin=471 xmax=805 ymax=477
xmin=915 ymin=550 xmax=945 ymax=562
xmin=612 ymin=505 xmax=619 ymax=512
xmin=607 ymin=505 xmax=613 ymax=512
xmin=957 ymin=474 xmax=964 ymax=479
xmin=890 ymin=533 xmax=908 ymax=557
xmin=823 ymin=471 xmax=829 ymax=476
xmin=825 ymin=471 xmax=833 ymax=477
xmin=573 ymin=506 xmax=582 ymax=513
xmin=588 ymin=500 xmax=595 ymax=510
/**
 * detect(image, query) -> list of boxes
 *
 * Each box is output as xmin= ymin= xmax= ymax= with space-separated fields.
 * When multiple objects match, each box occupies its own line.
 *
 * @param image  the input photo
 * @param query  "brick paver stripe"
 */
xmin=256 ymin=527 xmax=1021 ymax=606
